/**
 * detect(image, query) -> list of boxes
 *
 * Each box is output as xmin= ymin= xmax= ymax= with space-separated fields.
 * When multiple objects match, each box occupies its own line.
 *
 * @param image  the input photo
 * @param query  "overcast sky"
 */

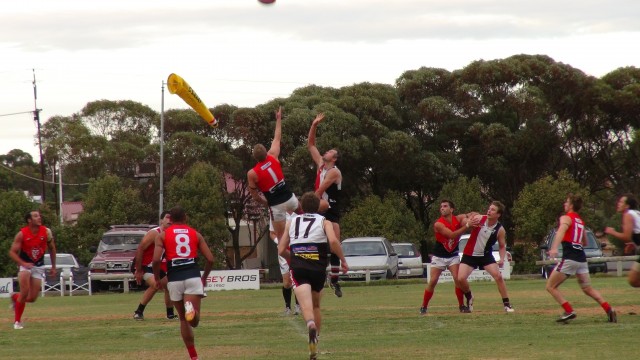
xmin=1 ymin=0 xmax=639 ymax=159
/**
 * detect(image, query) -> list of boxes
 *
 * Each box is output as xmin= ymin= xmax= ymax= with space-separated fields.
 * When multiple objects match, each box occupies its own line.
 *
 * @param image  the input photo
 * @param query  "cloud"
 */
xmin=2 ymin=0 xmax=639 ymax=52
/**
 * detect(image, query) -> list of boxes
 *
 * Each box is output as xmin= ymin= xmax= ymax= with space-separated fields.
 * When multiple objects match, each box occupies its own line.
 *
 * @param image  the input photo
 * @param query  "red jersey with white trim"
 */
xmin=141 ymin=226 xmax=167 ymax=272
xmin=253 ymin=154 xmax=293 ymax=206
xmin=164 ymin=224 xmax=200 ymax=281
xmin=19 ymin=225 xmax=49 ymax=266
xmin=462 ymin=216 xmax=502 ymax=257
xmin=560 ymin=211 xmax=587 ymax=262
xmin=433 ymin=216 xmax=461 ymax=257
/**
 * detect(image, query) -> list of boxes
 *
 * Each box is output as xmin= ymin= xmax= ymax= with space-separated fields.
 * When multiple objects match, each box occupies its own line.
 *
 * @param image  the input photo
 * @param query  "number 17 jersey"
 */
xmin=288 ymin=213 xmax=329 ymax=272
xmin=164 ymin=224 xmax=200 ymax=281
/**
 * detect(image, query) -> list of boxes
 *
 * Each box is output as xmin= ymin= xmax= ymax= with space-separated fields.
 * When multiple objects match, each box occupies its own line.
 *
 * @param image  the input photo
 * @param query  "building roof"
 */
xmin=61 ymin=201 xmax=83 ymax=222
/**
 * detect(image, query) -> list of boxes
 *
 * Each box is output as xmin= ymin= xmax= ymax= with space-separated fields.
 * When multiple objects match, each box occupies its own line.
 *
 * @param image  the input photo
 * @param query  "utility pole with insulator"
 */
xmin=33 ymin=69 xmax=46 ymax=203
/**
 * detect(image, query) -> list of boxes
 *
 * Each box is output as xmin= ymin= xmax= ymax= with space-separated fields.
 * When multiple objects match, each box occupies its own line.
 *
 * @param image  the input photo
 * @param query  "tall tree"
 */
xmin=0 ymin=191 xmax=54 ymax=277
xmin=512 ymin=171 xmax=597 ymax=245
xmin=0 ymin=149 xmax=41 ymax=195
xmin=165 ymin=162 xmax=228 ymax=268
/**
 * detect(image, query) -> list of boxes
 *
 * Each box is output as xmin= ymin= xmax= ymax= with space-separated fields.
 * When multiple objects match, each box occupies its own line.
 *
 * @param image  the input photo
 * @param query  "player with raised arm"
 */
xmin=247 ymin=106 xmax=299 ymax=243
xmin=308 ymin=112 xmax=344 ymax=297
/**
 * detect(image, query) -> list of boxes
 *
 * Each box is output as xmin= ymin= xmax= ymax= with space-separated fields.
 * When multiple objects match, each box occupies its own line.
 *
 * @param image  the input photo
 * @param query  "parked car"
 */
xmin=43 ymin=253 xmax=80 ymax=271
xmin=391 ymin=242 xmax=423 ymax=277
xmin=340 ymin=237 xmax=399 ymax=280
xmin=539 ymin=227 xmax=607 ymax=278
xmin=89 ymin=224 xmax=155 ymax=290
xmin=457 ymin=234 xmax=514 ymax=274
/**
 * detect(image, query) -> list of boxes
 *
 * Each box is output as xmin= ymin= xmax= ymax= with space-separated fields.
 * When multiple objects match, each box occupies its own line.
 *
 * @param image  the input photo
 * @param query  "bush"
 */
xmin=511 ymin=242 xmax=541 ymax=275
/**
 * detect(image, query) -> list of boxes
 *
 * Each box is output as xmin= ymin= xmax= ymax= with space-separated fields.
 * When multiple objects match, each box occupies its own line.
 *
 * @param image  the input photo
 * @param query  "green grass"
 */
xmin=3 ymin=276 xmax=640 ymax=359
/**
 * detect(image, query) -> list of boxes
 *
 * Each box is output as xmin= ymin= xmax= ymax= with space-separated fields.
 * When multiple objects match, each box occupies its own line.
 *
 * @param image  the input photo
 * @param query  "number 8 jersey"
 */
xmin=288 ymin=213 xmax=330 ymax=272
xmin=164 ymin=224 xmax=201 ymax=281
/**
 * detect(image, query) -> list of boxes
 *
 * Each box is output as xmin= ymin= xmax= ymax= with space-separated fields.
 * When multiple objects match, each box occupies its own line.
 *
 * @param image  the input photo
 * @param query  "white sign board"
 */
xmin=204 ymin=270 xmax=260 ymax=291
xmin=426 ymin=261 xmax=511 ymax=283
xmin=0 ymin=278 xmax=14 ymax=298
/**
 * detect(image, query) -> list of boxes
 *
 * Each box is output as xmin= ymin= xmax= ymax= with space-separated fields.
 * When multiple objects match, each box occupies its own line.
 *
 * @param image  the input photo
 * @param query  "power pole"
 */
xmin=33 ymin=69 xmax=46 ymax=203
xmin=159 ymin=80 xmax=165 ymax=221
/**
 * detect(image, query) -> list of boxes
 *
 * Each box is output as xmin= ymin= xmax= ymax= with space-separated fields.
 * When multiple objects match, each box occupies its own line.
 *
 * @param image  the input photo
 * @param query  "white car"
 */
xmin=340 ymin=237 xmax=399 ymax=280
xmin=457 ymin=234 xmax=514 ymax=274
xmin=43 ymin=253 xmax=81 ymax=272
xmin=392 ymin=243 xmax=424 ymax=278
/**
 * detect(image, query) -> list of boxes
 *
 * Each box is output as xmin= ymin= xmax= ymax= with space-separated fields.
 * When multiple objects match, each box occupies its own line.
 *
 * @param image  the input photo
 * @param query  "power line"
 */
xmin=0 ymin=162 xmax=89 ymax=186
xmin=0 ymin=110 xmax=37 ymax=117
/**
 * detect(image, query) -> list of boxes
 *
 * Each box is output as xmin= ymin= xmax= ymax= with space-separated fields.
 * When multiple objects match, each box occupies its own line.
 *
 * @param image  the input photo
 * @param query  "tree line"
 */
xmin=1 ymin=54 xmax=639 ymax=277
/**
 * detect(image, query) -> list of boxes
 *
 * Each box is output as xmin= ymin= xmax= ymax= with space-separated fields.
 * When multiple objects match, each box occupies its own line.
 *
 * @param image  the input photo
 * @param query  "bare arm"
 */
xmin=315 ymin=167 xmax=341 ymax=198
xmin=46 ymin=228 xmax=57 ymax=276
xmin=434 ymin=221 xmax=469 ymax=241
xmin=604 ymin=212 xmax=634 ymax=243
xmin=267 ymin=106 xmax=282 ymax=158
xmin=549 ymin=215 xmax=571 ymax=258
xmin=8 ymin=231 xmax=29 ymax=269
xmin=277 ymin=220 xmax=292 ymax=261
xmin=152 ymin=232 xmax=166 ymax=286
xmin=197 ymin=232 xmax=214 ymax=286
xmin=325 ymin=220 xmax=348 ymax=273
xmin=135 ymin=229 xmax=157 ymax=284
xmin=497 ymin=227 xmax=507 ymax=266
xmin=247 ymin=169 xmax=268 ymax=206
xmin=307 ymin=113 xmax=325 ymax=167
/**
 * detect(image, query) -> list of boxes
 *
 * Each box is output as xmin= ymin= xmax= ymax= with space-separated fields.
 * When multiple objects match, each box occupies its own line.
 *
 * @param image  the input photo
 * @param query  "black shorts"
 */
xmin=323 ymin=211 xmax=340 ymax=223
xmin=144 ymin=265 xmax=167 ymax=279
xmin=461 ymin=254 xmax=496 ymax=269
xmin=290 ymin=267 xmax=327 ymax=293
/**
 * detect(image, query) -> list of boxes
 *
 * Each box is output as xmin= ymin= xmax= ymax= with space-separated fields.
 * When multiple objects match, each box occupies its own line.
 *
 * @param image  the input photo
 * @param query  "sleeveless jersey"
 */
xmin=433 ymin=215 xmax=461 ymax=257
xmin=19 ymin=226 xmax=49 ymax=266
xmin=163 ymin=224 xmax=201 ymax=281
xmin=288 ymin=213 xmax=330 ymax=272
xmin=315 ymin=165 xmax=341 ymax=221
xmin=141 ymin=226 xmax=161 ymax=267
xmin=253 ymin=154 xmax=294 ymax=206
xmin=628 ymin=209 xmax=640 ymax=245
xmin=462 ymin=216 xmax=502 ymax=257
xmin=140 ymin=226 xmax=167 ymax=272
xmin=561 ymin=211 xmax=587 ymax=262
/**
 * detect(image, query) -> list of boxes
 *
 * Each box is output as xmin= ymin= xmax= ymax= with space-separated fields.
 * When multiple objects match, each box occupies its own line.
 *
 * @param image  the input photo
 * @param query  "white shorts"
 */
xmin=19 ymin=265 xmax=45 ymax=280
xmin=555 ymin=259 xmax=589 ymax=276
xmin=167 ymin=277 xmax=205 ymax=302
xmin=430 ymin=255 xmax=461 ymax=270
xmin=278 ymin=255 xmax=290 ymax=275
xmin=270 ymin=195 xmax=299 ymax=222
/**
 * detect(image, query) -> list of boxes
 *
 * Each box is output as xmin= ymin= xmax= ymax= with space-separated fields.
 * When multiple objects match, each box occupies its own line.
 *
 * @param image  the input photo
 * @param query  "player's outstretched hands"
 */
xmin=469 ymin=214 xmax=483 ymax=227
xmin=312 ymin=113 xmax=325 ymax=126
xmin=275 ymin=106 xmax=282 ymax=121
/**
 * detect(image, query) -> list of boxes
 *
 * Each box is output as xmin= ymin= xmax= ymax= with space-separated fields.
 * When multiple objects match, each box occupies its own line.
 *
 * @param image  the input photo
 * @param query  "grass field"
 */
xmin=3 ymin=276 xmax=640 ymax=359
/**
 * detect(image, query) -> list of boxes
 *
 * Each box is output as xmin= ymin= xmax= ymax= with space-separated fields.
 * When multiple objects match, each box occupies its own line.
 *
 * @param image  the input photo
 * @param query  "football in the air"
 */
xmin=258 ymin=0 xmax=276 ymax=4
